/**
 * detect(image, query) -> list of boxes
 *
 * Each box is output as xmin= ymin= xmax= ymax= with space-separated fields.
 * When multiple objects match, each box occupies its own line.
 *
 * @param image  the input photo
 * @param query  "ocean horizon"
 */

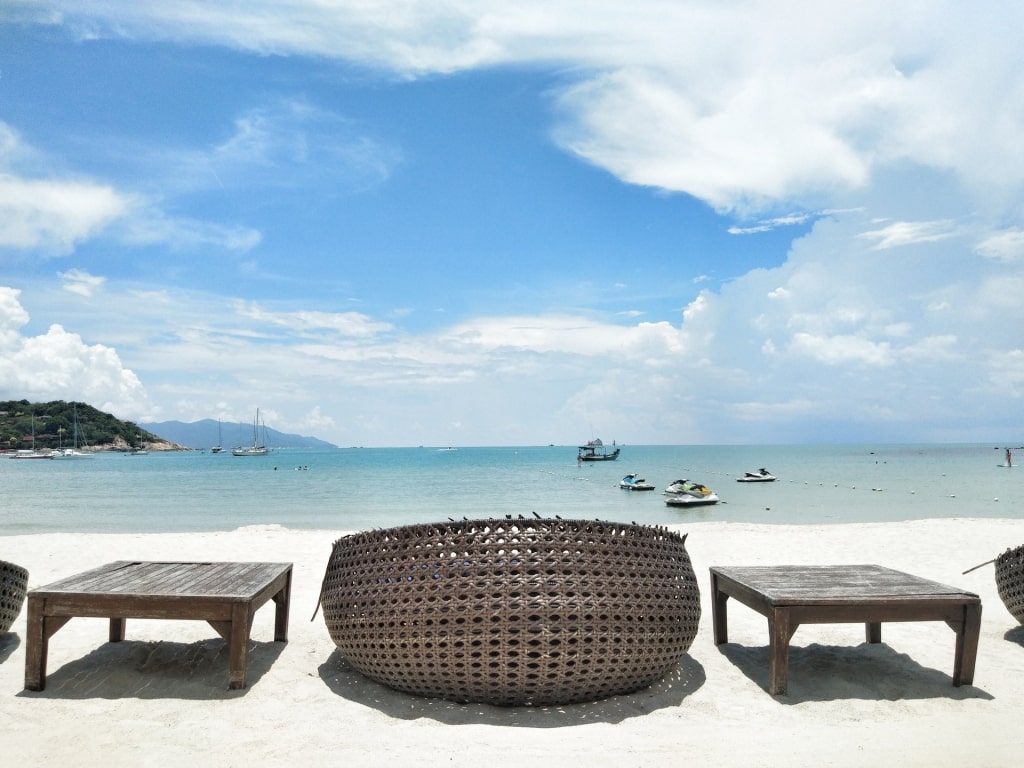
xmin=1 ymin=442 xmax=1020 ymax=536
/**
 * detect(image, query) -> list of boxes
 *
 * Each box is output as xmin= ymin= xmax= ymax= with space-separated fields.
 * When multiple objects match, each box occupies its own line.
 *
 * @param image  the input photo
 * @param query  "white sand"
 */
xmin=2 ymin=518 xmax=1023 ymax=767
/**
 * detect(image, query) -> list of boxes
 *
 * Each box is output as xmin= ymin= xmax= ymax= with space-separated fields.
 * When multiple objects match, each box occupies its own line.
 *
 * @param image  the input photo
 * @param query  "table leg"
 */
xmin=227 ymin=602 xmax=252 ymax=689
xmin=768 ymin=607 xmax=792 ymax=695
xmin=273 ymin=569 xmax=291 ymax=643
xmin=866 ymin=622 xmax=882 ymax=644
xmin=23 ymin=596 xmax=47 ymax=691
xmin=711 ymin=573 xmax=729 ymax=644
xmin=952 ymin=602 xmax=982 ymax=686
xmin=109 ymin=618 xmax=126 ymax=642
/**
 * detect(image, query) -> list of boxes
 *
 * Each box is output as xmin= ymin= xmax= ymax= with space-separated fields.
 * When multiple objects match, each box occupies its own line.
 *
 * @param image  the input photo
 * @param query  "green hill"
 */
xmin=0 ymin=399 xmax=171 ymax=452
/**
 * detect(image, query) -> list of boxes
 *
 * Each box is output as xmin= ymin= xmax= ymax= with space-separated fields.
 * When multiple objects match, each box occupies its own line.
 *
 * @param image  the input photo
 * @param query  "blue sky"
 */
xmin=1 ymin=2 xmax=1022 ymax=447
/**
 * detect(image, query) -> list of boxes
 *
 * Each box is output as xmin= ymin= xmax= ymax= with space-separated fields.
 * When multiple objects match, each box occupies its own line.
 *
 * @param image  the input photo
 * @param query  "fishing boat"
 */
xmin=577 ymin=439 xmax=620 ymax=462
xmin=233 ymin=409 xmax=270 ymax=456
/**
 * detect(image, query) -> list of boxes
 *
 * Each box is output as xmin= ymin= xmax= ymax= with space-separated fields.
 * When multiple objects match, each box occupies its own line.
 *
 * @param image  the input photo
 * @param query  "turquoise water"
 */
xmin=0 ymin=443 xmax=1019 ymax=534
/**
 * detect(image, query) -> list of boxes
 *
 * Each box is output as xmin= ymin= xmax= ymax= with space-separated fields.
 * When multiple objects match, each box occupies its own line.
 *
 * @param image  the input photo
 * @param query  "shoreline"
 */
xmin=3 ymin=517 xmax=1024 ymax=766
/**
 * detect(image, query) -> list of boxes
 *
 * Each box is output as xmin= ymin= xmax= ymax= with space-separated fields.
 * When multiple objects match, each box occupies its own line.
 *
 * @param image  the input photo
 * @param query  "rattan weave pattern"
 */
xmin=320 ymin=518 xmax=700 ymax=706
xmin=995 ymin=544 xmax=1024 ymax=624
xmin=0 ymin=559 xmax=29 ymax=634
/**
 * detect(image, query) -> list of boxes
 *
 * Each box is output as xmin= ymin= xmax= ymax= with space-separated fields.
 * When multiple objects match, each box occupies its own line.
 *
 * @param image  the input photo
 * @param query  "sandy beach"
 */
xmin=2 ymin=517 xmax=1023 ymax=766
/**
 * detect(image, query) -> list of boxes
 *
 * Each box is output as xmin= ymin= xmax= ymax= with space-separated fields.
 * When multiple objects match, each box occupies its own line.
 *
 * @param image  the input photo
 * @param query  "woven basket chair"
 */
xmin=318 ymin=518 xmax=701 ymax=706
xmin=995 ymin=544 xmax=1024 ymax=624
xmin=0 ymin=559 xmax=29 ymax=634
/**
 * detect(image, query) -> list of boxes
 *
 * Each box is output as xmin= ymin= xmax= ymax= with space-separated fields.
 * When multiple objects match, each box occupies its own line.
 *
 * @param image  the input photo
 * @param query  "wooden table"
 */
xmin=709 ymin=564 xmax=981 ymax=695
xmin=24 ymin=561 xmax=292 ymax=691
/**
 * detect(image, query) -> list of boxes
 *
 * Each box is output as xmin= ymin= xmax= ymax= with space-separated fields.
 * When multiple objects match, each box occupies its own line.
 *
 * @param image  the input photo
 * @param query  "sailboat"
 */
xmin=211 ymin=420 xmax=224 ymax=453
xmin=232 ymin=409 xmax=269 ymax=456
xmin=9 ymin=413 xmax=53 ymax=459
xmin=51 ymin=404 xmax=94 ymax=460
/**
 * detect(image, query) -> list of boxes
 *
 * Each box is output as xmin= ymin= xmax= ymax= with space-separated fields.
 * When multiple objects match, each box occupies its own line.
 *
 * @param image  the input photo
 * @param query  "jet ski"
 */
xmin=737 ymin=468 xmax=776 ymax=482
xmin=663 ymin=479 xmax=719 ymax=506
xmin=620 ymin=473 xmax=656 ymax=491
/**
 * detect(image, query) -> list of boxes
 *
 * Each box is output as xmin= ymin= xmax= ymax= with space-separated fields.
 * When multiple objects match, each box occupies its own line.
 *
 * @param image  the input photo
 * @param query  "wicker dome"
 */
xmin=996 ymin=544 xmax=1024 ymax=624
xmin=0 ymin=559 xmax=29 ymax=634
xmin=319 ymin=518 xmax=701 ymax=706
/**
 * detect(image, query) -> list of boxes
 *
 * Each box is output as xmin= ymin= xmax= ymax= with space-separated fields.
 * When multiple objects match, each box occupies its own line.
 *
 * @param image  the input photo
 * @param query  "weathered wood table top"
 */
xmin=711 ymin=564 xmax=978 ymax=604
xmin=24 ymin=561 xmax=292 ymax=691
xmin=709 ymin=564 xmax=981 ymax=695
xmin=31 ymin=561 xmax=291 ymax=602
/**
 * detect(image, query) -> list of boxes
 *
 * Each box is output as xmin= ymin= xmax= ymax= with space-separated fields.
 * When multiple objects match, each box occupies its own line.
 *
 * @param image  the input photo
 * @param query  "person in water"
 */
xmin=1007 ymin=448 xmax=1013 ymax=467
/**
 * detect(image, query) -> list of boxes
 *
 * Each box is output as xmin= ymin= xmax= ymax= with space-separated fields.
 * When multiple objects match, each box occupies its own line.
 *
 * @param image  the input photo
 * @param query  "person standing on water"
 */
xmin=1007 ymin=448 xmax=1012 ymax=467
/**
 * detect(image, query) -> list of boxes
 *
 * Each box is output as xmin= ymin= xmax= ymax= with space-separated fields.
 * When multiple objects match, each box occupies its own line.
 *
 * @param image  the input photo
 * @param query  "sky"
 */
xmin=1 ymin=2 xmax=1022 ymax=447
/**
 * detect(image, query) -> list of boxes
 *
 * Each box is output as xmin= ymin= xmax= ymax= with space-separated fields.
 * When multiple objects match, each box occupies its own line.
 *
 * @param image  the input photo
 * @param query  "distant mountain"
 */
xmin=140 ymin=419 xmax=337 ymax=450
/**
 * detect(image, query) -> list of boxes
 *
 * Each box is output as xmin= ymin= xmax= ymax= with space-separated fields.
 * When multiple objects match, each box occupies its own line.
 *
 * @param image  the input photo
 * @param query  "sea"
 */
xmin=0 ymin=443 xmax=1020 ymax=536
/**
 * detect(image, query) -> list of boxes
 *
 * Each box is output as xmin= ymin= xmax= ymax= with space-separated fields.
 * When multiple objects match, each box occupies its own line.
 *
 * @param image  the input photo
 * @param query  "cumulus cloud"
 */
xmin=0 ymin=287 xmax=152 ymax=417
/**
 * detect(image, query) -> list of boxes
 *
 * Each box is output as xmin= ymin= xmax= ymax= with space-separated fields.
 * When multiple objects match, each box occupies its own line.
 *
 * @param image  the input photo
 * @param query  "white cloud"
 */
xmin=59 ymin=269 xmax=106 ymax=297
xmin=4 ymin=192 xmax=1023 ymax=446
xmin=3 ymin=3 xmax=1024 ymax=444
xmin=0 ymin=287 xmax=152 ymax=418
xmin=118 ymin=210 xmax=262 ymax=253
xmin=987 ymin=350 xmax=1024 ymax=395
xmin=857 ymin=219 xmax=957 ymax=250
xmin=0 ymin=174 xmax=130 ymax=254
xmin=208 ymin=100 xmax=401 ymax=190
xmin=0 ymin=287 xmax=30 ymax=347
xmin=789 ymin=332 xmax=894 ymax=367
xmin=0 ymin=120 xmax=260 ymax=257
xmin=976 ymin=229 xmax=1024 ymax=263
xmin=233 ymin=302 xmax=395 ymax=337
xmin=13 ymin=3 xmax=1024 ymax=215
xmin=440 ymin=315 xmax=682 ymax=358
xmin=729 ymin=213 xmax=814 ymax=235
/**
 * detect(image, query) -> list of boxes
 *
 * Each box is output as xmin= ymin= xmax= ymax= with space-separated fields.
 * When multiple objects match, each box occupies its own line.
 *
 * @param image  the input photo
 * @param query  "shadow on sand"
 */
xmin=0 ymin=632 xmax=22 ymax=664
xmin=16 ymin=638 xmax=285 ymax=700
xmin=317 ymin=649 xmax=706 ymax=726
xmin=718 ymin=641 xmax=993 ymax=703
xmin=1004 ymin=625 xmax=1024 ymax=646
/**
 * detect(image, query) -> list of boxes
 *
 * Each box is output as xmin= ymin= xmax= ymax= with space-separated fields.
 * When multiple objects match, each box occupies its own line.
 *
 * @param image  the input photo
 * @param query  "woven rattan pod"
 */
xmin=995 ymin=544 xmax=1024 ymax=624
xmin=0 ymin=559 xmax=29 ymax=634
xmin=319 ymin=518 xmax=701 ymax=706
